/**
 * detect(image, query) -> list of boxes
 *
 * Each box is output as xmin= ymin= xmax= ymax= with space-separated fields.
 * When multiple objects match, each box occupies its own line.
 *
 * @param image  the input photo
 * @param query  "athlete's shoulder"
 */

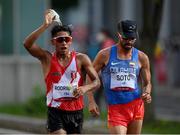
xmin=98 ymin=45 xmax=116 ymax=57
xmin=75 ymin=52 xmax=89 ymax=59
xmin=94 ymin=45 xmax=117 ymax=65
xmin=138 ymin=49 xmax=149 ymax=64
xmin=138 ymin=50 xmax=148 ymax=58
xmin=75 ymin=52 xmax=92 ymax=65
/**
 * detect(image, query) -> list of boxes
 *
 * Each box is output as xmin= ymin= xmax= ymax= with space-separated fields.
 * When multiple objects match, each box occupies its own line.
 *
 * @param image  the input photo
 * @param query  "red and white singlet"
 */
xmin=45 ymin=51 xmax=84 ymax=111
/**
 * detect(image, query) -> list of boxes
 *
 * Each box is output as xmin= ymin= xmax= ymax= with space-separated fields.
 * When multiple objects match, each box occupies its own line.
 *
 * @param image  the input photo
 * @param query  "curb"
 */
xmin=0 ymin=114 xmax=46 ymax=133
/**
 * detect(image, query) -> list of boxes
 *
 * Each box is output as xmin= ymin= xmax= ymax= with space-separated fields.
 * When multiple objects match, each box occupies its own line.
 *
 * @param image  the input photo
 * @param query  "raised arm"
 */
xmin=23 ymin=9 xmax=54 ymax=60
xmin=139 ymin=51 xmax=152 ymax=103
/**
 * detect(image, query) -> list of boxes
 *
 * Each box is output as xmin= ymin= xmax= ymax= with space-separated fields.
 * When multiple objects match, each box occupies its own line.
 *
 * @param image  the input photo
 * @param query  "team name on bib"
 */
xmin=53 ymin=83 xmax=77 ymax=99
xmin=110 ymin=67 xmax=136 ymax=91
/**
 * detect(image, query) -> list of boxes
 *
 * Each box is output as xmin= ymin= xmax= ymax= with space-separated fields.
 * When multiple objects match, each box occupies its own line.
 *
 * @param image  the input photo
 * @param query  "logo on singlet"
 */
xmin=111 ymin=61 xmax=121 ymax=66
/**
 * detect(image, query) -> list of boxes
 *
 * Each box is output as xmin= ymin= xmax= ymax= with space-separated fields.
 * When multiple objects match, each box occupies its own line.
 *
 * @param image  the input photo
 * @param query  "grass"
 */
xmin=142 ymin=120 xmax=180 ymax=134
xmin=0 ymin=85 xmax=47 ymax=118
xmin=0 ymin=97 xmax=47 ymax=118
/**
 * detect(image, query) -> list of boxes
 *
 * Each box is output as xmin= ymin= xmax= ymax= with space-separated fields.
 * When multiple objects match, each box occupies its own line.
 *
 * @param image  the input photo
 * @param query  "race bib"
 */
xmin=110 ymin=71 xmax=136 ymax=91
xmin=52 ymin=83 xmax=77 ymax=99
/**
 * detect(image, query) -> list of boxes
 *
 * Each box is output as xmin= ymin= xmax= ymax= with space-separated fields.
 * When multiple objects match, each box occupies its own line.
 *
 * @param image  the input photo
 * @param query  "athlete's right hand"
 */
xmin=88 ymin=101 xmax=100 ymax=117
xmin=43 ymin=9 xmax=55 ymax=28
xmin=141 ymin=92 xmax=152 ymax=103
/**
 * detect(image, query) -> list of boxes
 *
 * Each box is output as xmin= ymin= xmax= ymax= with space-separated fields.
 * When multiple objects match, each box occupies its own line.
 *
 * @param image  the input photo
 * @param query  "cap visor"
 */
xmin=123 ymin=32 xmax=136 ymax=38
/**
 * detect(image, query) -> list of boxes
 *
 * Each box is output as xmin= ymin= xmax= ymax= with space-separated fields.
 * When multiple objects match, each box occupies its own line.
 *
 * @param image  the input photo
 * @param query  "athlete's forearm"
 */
xmin=143 ymin=82 xmax=152 ymax=94
xmin=86 ymin=91 xmax=96 ymax=103
xmin=23 ymin=24 xmax=48 ymax=49
xmin=85 ymin=75 xmax=99 ymax=103
xmin=85 ymin=79 xmax=100 ymax=93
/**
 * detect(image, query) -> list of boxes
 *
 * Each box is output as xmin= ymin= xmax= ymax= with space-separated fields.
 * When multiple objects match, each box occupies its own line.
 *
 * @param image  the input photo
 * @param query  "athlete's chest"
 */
xmin=108 ymin=59 xmax=138 ymax=73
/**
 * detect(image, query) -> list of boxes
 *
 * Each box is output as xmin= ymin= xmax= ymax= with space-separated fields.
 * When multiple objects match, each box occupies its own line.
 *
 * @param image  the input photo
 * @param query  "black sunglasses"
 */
xmin=122 ymin=37 xmax=136 ymax=41
xmin=53 ymin=36 xmax=72 ymax=43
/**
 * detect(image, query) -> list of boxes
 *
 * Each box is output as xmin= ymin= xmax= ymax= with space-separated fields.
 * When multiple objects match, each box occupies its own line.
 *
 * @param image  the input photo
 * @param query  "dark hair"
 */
xmin=51 ymin=25 xmax=72 ymax=37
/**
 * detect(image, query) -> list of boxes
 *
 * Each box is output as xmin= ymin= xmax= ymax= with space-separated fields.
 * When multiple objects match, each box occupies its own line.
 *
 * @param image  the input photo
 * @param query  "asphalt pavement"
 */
xmin=0 ymin=128 xmax=31 ymax=134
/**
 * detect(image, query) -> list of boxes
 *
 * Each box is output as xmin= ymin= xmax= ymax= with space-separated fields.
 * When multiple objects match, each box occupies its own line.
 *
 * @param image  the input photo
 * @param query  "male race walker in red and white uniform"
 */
xmin=24 ymin=9 xmax=100 ymax=134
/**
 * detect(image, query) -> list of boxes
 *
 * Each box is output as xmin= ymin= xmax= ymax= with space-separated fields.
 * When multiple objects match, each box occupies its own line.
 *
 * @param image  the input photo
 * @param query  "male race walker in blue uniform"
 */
xmin=87 ymin=20 xmax=152 ymax=134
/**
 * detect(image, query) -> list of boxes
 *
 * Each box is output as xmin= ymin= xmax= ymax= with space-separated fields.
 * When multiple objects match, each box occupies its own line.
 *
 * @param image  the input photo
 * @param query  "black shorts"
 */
xmin=47 ymin=107 xmax=83 ymax=134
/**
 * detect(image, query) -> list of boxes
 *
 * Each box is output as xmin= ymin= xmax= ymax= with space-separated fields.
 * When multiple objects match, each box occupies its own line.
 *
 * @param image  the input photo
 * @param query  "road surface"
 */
xmin=0 ymin=128 xmax=31 ymax=134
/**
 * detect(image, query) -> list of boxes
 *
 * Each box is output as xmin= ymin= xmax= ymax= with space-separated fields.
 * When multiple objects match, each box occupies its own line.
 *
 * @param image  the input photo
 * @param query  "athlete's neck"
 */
xmin=117 ymin=44 xmax=133 ymax=59
xmin=56 ymin=51 xmax=71 ymax=60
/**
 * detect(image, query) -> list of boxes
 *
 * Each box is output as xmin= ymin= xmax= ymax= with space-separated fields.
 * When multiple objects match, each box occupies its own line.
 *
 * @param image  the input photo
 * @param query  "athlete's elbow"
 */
xmin=23 ymin=39 xmax=32 ymax=50
xmin=23 ymin=39 xmax=29 ymax=49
